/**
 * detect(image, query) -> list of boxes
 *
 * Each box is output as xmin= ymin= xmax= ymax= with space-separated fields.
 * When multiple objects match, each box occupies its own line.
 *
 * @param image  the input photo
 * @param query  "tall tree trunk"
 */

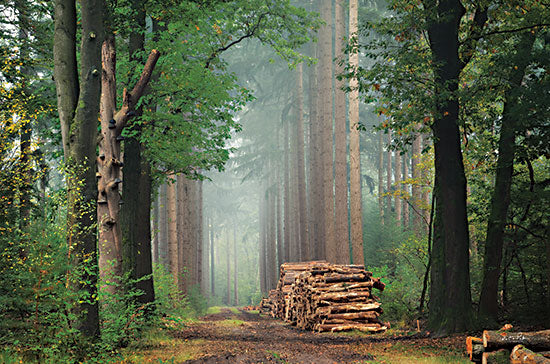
xmin=267 ymin=187 xmax=278 ymax=289
xmin=177 ymin=176 xmax=197 ymax=293
xmin=283 ymin=118 xmax=291 ymax=262
xmin=320 ymin=0 xmax=336 ymax=263
xmin=198 ymin=180 xmax=204 ymax=293
xmin=394 ymin=148 xmax=402 ymax=226
xmin=296 ymin=63 xmax=308 ymax=262
xmin=276 ymin=169 xmax=284 ymax=266
xmin=233 ymin=226 xmax=238 ymax=306
xmin=167 ymin=176 xmax=179 ymax=288
xmin=348 ymin=0 xmax=363 ymax=266
xmin=226 ymin=229 xmax=231 ymax=305
xmin=378 ymin=131 xmax=384 ymax=225
xmin=386 ymin=131 xmax=392 ymax=220
xmin=259 ymin=191 xmax=267 ymax=294
xmin=135 ymin=155 xmax=154 ymax=304
xmin=203 ymin=214 xmax=209 ymax=296
xmin=210 ymin=216 xmax=215 ymax=297
xmin=54 ymin=0 xmax=103 ymax=337
xmin=98 ymin=34 xmax=123 ymax=295
xmin=478 ymin=32 xmax=535 ymax=323
xmin=121 ymin=0 xmax=154 ymax=305
xmin=422 ymin=137 xmax=431 ymax=235
xmin=334 ymin=0 xmax=350 ymax=264
xmin=402 ymin=153 xmax=410 ymax=228
xmin=158 ymin=183 xmax=169 ymax=266
xmin=308 ymin=47 xmax=324 ymax=260
xmin=424 ymin=0 xmax=473 ymax=334
xmin=152 ymin=191 xmax=159 ymax=265
xmin=411 ymin=130 xmax=423 ymax=233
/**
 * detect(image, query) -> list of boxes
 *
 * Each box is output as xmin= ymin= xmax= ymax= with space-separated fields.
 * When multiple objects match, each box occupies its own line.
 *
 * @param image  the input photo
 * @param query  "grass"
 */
xmin=206 ymin=306 xmax=222 ymax=314
xmin=353 ymin=340 xmax=471 ymax=364
xmin=120 ymin=328 xmax=207 ymax=363
xmin=217 ymin=319 xmax=247 ymax=327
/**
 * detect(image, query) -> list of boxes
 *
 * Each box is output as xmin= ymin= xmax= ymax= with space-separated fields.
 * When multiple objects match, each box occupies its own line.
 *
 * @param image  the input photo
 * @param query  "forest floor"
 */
xmin=122 ymin=307 xmax=471 ymax=363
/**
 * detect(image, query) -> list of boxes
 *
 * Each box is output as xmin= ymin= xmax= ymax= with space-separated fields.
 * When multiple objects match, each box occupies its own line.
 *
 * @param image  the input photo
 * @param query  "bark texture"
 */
xmin=478 ymin=32 xmax=535 ymax=323
xmin=348 ymin=0 xmax=364 ymax=265
xmin=424 ymin=0 xmax=473 ymax=334
xmin=53 ymin=0 xmax=103 ymax=337
xmin=334 ymin=0 xmax=349 ymax=265
xmin=319 ymin=0 xmax=336 ymax=263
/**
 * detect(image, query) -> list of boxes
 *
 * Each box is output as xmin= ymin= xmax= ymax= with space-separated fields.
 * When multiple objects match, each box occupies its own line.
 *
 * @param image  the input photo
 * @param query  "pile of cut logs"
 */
xmin=467 ymin=327 xmax=550 ymax=364
xmin=260 ymin=260 xmax=387 ymax=333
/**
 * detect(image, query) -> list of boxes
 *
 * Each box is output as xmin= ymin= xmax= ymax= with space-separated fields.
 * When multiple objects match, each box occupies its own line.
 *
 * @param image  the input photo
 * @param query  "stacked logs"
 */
xmin=263 ymin=261 xmax=387 ymax=333
xmin=466 ymin=327 xmax=550 ymax=364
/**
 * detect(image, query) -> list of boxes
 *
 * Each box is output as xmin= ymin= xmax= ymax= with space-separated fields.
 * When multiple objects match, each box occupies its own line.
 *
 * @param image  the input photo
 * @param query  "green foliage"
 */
xmin=97 ymin=271 xmax=154 ymax=352
xmin=151 ymin=263 xmax=193 ymax=323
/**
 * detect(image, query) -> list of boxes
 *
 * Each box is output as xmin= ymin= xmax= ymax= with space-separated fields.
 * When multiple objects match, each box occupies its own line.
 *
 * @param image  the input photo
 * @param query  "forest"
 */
xmin=1 ymin=0 xmax=549 ymax=363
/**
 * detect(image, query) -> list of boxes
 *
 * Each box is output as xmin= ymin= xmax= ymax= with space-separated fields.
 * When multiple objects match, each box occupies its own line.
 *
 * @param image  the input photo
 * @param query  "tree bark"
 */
xmin=53 ymin=0 xmax=103 ymax=337
xmin=478 ymin=32 xmax=535 ymax=323
xmin=167 ymin=176 xmax=179 ymax=288
xmin=158 ymin=183 xmax=169 ymax=266
xmin=411 ymin=129 xmax=422 ymax=233
xmin=277 ymin=167 xmax=284 ymax=266
xmin=402 ymin=153 xmax=410 ymax=228
xmin=308 ymin=47 xmax=324 ymax=260
xmin=334 ymin=0 xmax=350 ymax=265
xmin=268 ymin=187 xmax=278 ymax=289
xmin=226 ymin=228 xmax=231 ymax=305
xmin=283 ymin=115 xmax=291 ymax=263
xmin=394 ymin=148 xmax=402 ymax=225
xmin=210 ymin=216 xmax=216 ymax=297
xmin=259 ymin=190 xmax=267 ymax=294
xmin=320 ymin=0 xmax=336 ymax=263
xmin=378 ymin=131 xmax=384 ymax=225
xmin=348 ymin=0 xmax=364 ymax=266
xmin=233 ymin=226 xmax=238 ymax=306
xmin=296 ymin=63 xmax=309 ymax=262
xmin=198 ymin=180 xmax=204 ymax=293
xmin=424 ymin=0 xmax=473 ymax=334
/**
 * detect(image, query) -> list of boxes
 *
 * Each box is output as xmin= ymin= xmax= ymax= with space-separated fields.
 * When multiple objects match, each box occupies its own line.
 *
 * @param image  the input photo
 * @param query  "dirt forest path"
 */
xmin=145 ymin=307 xmax=471 ymax=364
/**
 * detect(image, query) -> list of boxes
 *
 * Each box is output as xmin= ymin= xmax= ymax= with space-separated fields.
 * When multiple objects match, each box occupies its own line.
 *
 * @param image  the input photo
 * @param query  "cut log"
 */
xmin=483 ymin=329 xmax=550 ymax=351
xmin=467 ymin=336 xmax=484 ymax=362
xmin=320 ymin=311 xmax=379 ymax=320
xmin=315 ymin=323 xmax=387 ymax=333
xmin=482 ymin=349 xmax=510 ymax=364
xmin=316 ymin=291 xmax=372 ymax=301
xmin=511 ymin=345 xmax=550 ymax=364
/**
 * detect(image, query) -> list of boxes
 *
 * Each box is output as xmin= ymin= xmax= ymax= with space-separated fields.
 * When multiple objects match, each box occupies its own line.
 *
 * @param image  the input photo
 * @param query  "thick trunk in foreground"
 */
xmin=348 ymin=0 xmax=363 ymax=265
xmin=425 ymin=0 xmax=473 ymax=334
xmin=54 ymin=0 xmax=103 ymax=337
xmin=478 ymin=32 xmax=535 ymax=324
xmin=98 ymin=40 xmax=159 ymax=295
xmin=121 ymin=0 xmax=155 ymax=305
